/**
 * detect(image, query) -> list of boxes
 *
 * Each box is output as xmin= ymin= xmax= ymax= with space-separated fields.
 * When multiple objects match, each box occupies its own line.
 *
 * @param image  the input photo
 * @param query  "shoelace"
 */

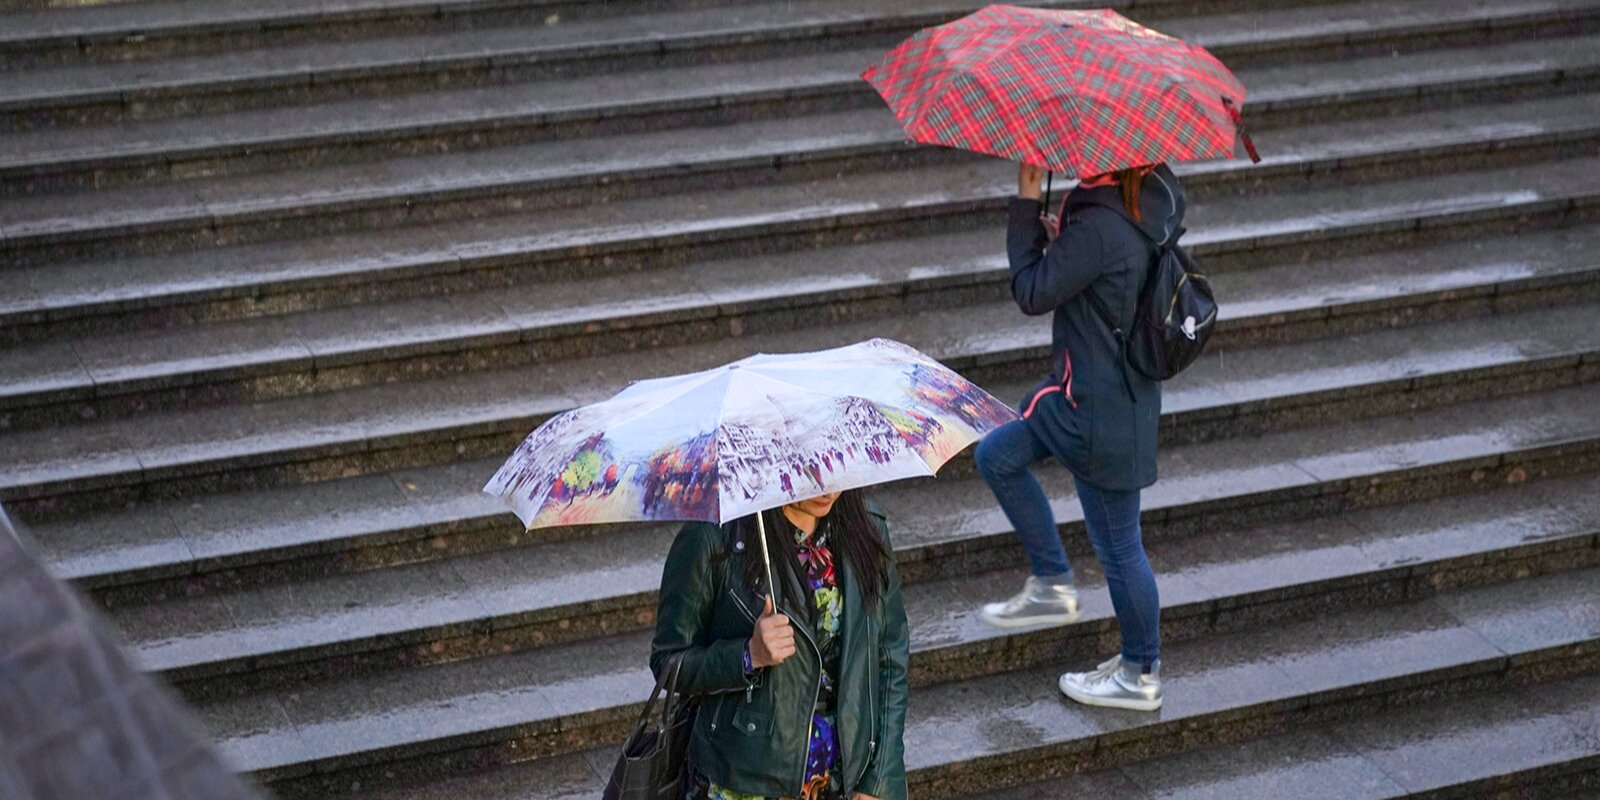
xmin=1081 ymin=656 xmax=1124 ymax=685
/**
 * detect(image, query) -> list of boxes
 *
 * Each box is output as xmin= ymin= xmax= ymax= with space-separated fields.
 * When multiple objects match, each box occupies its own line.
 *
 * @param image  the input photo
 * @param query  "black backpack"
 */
xmin=1086 ymin=218 xmax=1217 ymax=402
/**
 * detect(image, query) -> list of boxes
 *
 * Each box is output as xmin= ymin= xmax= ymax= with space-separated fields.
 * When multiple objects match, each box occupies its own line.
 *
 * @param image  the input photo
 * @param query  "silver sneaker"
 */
xmin=979 ymin=575 xmax=1081 ymax=628
xmin=1059 ymin=655 xmax=1163 ymax=711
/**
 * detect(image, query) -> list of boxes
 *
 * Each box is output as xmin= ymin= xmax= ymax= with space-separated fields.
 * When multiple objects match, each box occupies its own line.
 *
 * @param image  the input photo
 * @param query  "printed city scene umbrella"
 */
xmin=483 ymin=338 xmax=1017 ymax=596
xmin=861 ymin=5 xmax=1259 ymax=178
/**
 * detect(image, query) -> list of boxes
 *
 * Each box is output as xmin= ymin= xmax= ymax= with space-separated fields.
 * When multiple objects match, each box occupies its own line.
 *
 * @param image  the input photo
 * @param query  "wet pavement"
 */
xmin=5 ymin=0 xmax=1600 ymax=796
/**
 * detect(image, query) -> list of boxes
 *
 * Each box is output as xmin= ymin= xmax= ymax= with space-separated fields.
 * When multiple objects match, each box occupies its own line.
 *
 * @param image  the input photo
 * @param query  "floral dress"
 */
xmin=702 ymin=519 xmax=845 ymax=800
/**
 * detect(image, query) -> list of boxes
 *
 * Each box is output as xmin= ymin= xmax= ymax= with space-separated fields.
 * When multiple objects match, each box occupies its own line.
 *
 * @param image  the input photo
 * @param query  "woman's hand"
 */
xmin=1018 ymin=162 xmax=1046 ymax=200
xmin=749 ymin=596 xmax=795 ymax=668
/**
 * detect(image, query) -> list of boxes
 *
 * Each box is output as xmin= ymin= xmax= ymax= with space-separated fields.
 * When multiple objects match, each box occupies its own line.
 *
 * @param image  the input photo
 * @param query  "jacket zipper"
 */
xmin=727 ymin=564 xmax=766 ymax=702
xmin=792 ymin=619 xmax=822 ymax=796
xmin=861 ymin=623 xmax=879 ymax=787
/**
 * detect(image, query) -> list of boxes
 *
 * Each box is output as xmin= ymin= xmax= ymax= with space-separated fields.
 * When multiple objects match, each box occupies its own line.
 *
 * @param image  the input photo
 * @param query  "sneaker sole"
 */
xmin=1058 ymin=676 xmax=1163 ymax=712
xmin=978 ymin=609 xmax=1082 ymax=629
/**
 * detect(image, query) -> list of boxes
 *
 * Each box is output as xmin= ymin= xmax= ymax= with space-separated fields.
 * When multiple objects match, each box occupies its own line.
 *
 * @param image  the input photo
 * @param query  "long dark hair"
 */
xmin=723 ymin=489 xmax=891 ymax=607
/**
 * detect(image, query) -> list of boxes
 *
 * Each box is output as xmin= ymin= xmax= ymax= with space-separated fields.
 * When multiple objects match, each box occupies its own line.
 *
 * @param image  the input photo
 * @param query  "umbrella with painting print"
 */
xmin=483 ymin=338 xmax=1017 ymax=598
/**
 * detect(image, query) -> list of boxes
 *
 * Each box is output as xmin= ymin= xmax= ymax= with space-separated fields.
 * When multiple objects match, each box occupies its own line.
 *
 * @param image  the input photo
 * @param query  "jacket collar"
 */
xmin=1064 ymin=162 xmax=1186 ymax=246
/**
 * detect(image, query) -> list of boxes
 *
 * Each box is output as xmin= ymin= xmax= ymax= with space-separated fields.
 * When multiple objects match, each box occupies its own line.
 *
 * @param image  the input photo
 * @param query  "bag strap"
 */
xmin=1073 ymin=206 xmax=1166 ymax=403
xmin=627 ymin=652 xmax=686 ymax=743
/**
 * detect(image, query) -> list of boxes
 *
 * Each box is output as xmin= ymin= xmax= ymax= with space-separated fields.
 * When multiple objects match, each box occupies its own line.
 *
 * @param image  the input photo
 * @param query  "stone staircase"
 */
xmin=2 ymin=0 xmax=1599 ymax=797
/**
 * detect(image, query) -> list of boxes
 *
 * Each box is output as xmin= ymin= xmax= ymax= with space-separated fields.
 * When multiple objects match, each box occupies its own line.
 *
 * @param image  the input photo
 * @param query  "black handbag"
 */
xmin=603 ymin=654 xmax=693 ymax=800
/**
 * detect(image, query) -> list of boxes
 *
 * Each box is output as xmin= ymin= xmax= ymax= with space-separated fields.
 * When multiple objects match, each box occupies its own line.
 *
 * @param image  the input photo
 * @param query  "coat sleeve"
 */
xmin=1006 ymin=197 xmax=1106 ymax=316
xmin=650 ymin=523 xmax=761 ymax=695
xmin=857 ymin=512 xmax=910 ymax=800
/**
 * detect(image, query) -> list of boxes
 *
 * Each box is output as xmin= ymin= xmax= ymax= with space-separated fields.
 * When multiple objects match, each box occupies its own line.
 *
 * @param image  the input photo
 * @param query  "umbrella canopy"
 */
xmin=484 ymin=338 xmax=1017 ymax=530
xmin=862 ymin=5 xmax=1256 ymax=177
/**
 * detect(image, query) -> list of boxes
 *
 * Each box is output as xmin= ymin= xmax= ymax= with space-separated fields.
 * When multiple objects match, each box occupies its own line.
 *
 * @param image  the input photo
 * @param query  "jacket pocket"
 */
xmin=1060 ymin=348 xmax=1079 ymax=409
xmin=730 ymin=704 xmax=773 ymax=737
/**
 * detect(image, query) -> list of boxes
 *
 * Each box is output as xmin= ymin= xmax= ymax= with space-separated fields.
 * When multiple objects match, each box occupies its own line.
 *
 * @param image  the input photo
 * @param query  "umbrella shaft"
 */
xmin=757 ymin=511 xmax=776 ymax=608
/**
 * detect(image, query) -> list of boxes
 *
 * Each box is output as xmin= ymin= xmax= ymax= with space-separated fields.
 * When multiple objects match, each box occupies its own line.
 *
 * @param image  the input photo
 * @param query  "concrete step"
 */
xmin=342 ymin=667 xmax=1600 ymax=800
xmin=28 ymin=290 xmax=1600 ymax=599
xmin=4 ymin=18 xmax=1597 ymax=193
xmin=206 ymin=538 xmax=1600 ymax=796
xmin=4 ymin=81 xmax=1596 ymax=284
xmin=4 ymin=166 xmax=1596 ymax=517
xmin=0 ymin=0 xmax=827 ymax=70
xmin=102 ymin=373 xmax=1600 ymax=701
xmin=1 ymin=150 xmax=1595 ymax=434
xmin=343 ymin=612 xmax=1600 ymax=800
xmin=3 ymin=0 xmax=1590 ymax=129
xmin=965 ymin=672 xmax=1600 ymax=799
xmin=7 ymin=92 xmax=1597 ymax=347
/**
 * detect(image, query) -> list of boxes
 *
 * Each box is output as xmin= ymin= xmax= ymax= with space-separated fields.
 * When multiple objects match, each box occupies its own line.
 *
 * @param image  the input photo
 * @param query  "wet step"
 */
xmin=4 ymin=189 xmax=1598 ymax=515
xmin=30 ymin=284 xmax=1600 ymax=595
xmin=964 ymin=668 xmax=1600 ymax=799
xmin=4 ymin=79 xmax=1595 ymax=274
xmin=345 ymin=612 xmax=1600 ymax=800
xmin=3 ymin=0 xmax=1589 ymax=128
xmin=8 ymin=92 xmax=1597 ymax=340
xmin=0 ymin=0 xmax=826 ymax=69
xmin=204 ymin=550 xmax=1600 ymax=792
xmin=96 ymin=374 xmax=1600 ymax=692
xmin=2 ymin=150 xmax=1596 ymax=430
xmin=0 ymin=0 xmax=1540 ymax=72
xmin=899 ymin=565 xmax=1600 ymax=798
xmin=4 ymin=21 xmax=1597 ymax=192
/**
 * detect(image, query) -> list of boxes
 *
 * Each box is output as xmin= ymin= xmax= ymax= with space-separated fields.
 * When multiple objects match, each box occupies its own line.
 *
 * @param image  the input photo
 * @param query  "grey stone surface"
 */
xmin=1118 ymin=730 xmax=1403 ymax=800
xmin=93 ymin=433 xmax=1598 ymax=698
xmin=450 ymin=524 xmax=670 ymax=620
xmin=994 ymin=668 xmax=1600 ymax=799
xmin=169 ymin=471 xmax=420 ymax=566
xmin=9 ymin=293 xmax=1599 ymax=580
xmin=5 ymin=20 xmax=1599 ymax=186
xmin=6 ymin=0 xmax=1600 ymax=796
xmin=0 ymin=421 xmax=141 ymax=496
xmin=352 ymin=751 xmax=607 ymax=800
xmin=1524 ymin=673 xmax=1600 ymax=748
xmin=1250 ymin=599 xmax=1504 ymax=697
xmin=119 ymin=391 xmax=363 ymax=474
xmin=11 ymin=149 xmax=1600 ymax=426
xmin=1434 ymin=568 xmax=1600 ymax=656
xmin=9 ymin=87 xmax=1597 ymax=334
xmin=28 ymin=504 xmax=193 ymax=585
xmin=1326 ymin=686 xmax=1597 ymax=794
xmin=214 ymin=557 xmax=488 ymax=658
xmin=0 ymin=338 xmax=92 ymax=404
xmin=1344 ymin=474 xmax=1600 ymax=570
xmin=1147 ymin=515 xmax=1381 ymax=602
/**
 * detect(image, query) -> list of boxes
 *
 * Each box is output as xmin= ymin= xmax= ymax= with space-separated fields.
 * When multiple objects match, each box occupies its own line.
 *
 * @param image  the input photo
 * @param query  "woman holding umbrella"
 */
xmin=485 ymin=339 xmax=1017 ymax=799
xmin=863 ymin=6 xmax=1257 ymax=712
xmin=974 ymin=160 xmax=1182 ymax=713
xmin=652 ymin=489 xmax=907 ymax=800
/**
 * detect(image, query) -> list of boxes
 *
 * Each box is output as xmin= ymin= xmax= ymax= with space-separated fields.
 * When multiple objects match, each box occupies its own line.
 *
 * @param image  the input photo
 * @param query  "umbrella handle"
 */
xmin=1044 ymin=170 xmax=1053 ymax=223
xmin=756 ymin=510 xmax=776 ymax=609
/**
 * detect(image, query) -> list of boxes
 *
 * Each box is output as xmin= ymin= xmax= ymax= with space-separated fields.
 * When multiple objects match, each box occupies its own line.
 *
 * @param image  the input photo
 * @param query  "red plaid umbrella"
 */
xmin=861 ymin=5 xmax=1258 ymax=178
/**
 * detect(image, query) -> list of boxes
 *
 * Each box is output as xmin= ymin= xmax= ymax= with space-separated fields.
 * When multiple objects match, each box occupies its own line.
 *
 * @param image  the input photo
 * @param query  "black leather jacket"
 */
xmin=650 ymin=507 xmax=909 ymax=800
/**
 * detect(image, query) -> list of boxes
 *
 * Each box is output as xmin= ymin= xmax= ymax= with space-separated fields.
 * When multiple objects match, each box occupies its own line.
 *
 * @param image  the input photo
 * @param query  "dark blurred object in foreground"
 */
xmin=0 ymin=506 xmax=263 ymax=800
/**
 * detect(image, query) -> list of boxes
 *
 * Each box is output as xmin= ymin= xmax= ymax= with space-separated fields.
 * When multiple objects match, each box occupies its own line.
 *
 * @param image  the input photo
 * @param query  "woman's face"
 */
xmin=792 ymin=492 xmax=842 ymax=518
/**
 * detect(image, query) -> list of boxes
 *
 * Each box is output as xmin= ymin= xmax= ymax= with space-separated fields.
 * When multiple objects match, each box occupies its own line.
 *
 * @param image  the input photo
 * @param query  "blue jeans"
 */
xmin=974 ymin=420 xmax=1162 ymax=667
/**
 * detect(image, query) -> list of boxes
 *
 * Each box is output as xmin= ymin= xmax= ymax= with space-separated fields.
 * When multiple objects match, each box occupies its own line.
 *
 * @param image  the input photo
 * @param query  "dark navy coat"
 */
xmin=1006 ymin=164 xmax=1186 ymax=491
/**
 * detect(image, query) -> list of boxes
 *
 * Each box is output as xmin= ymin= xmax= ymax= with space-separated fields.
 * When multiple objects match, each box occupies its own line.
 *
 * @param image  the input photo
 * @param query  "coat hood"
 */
xmin=1065 ymin=163 xmax=1186 ymax=246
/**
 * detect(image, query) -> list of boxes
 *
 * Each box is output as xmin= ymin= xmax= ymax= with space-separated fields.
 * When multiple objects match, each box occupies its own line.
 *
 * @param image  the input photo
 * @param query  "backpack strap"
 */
xmin=1071 ymin=205 xmax=1155 ymax=404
